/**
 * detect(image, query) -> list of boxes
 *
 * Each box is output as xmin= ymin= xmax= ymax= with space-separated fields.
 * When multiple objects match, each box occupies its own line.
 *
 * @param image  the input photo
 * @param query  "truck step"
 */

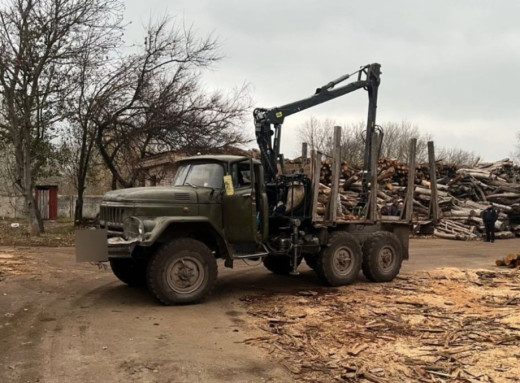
xmin=234 ymin=251 xmax=269 ymax=259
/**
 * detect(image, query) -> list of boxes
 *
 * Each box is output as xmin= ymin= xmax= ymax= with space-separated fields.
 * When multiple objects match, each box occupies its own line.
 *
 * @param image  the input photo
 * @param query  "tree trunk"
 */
xmin=96 ymin=127 xmax=132 ymax=189
xmin=74 ymin=189 xmax=84 ymax=226
xmin=14 ymin=131 xmax=44 ymax=235
xmin=23 ymin=136 xmax=44 ymax=235
xmin=32 ymin=195 xmax=45 ymax=233
xmin=74 ymin=138 xmax=88 ymax=225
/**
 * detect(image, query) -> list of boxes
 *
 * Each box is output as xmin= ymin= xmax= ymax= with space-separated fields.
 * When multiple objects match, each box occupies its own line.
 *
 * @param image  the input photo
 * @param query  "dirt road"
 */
xmin=1 ymin=238 xmax=519 ymax=383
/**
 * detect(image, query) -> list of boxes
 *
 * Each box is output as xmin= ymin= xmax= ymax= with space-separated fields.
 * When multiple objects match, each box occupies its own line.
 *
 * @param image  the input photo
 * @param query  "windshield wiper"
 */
xmin=185 ymin=182 xmax=198 ymax=189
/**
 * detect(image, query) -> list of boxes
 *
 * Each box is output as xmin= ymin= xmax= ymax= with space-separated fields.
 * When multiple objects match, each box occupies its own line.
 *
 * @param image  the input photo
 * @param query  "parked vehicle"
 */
xmin=79 ymin=63 xmax=413 ymax=304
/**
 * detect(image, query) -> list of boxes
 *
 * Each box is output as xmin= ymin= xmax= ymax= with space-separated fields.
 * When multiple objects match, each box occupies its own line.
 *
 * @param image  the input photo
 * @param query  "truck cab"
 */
xmin=99 ymin=155 xmax=267 ymax=260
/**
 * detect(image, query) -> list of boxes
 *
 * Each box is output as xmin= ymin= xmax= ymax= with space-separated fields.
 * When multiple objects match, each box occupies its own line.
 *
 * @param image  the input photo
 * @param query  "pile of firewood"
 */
xmin=376 ymin=157 xmax=459 ymax=186
xmin=319 ymin=160 xmax=356 ymax=185
xmin=311 ymin=157 xmax=520 ymax=240
xmin=431 ymin=159 xmax=520 ymax=240
xmin=496 ymin=252 xmax=520 ymax=268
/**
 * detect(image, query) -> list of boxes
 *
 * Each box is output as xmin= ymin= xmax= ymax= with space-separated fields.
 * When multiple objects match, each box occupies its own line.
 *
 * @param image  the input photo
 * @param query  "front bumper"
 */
xmin=107 ymin=237 xmax=140 ymax=259
xmin=75 ymin=229 xmax=141 ymax=262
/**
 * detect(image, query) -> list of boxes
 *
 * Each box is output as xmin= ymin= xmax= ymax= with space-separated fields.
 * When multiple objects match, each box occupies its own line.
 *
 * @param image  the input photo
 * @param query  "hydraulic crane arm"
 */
xmin=254 ymin=63 xmax=381 ymax=183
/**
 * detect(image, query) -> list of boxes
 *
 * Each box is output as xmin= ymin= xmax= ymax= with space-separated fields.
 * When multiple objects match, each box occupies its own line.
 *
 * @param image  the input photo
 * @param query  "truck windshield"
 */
xmin=173 ymin=163 xmax=224 ymax=189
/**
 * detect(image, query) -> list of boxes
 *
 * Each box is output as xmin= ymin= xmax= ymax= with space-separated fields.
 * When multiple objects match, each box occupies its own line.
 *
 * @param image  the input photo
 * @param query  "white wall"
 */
xmin=0 ymin=195 xmax=101 ymax=220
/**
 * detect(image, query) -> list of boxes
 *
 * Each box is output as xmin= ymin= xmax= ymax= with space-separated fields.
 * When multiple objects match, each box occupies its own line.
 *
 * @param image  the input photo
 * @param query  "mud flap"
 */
xmin=75 ymin=229 xmax=108 ymax=262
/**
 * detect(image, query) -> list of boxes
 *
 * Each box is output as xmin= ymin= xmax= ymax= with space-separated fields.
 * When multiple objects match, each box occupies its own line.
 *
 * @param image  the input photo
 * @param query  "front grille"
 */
xmin=174 ymin=192 xmax=191 ymax=201
xmin=100 ymin=206 xmax=124 ymax=227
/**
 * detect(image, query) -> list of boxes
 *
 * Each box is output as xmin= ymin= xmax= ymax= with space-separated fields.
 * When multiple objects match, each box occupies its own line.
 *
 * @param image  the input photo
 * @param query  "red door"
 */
xmin=35 ymin=186 xmax=58 ymax=220
xmin=49 ymin=186 xmax=58 ymax=220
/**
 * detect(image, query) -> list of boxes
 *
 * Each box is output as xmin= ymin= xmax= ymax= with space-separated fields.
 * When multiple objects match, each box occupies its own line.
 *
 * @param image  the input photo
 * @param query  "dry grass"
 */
xmin=0 ymin=219 xmax=78 ymax=247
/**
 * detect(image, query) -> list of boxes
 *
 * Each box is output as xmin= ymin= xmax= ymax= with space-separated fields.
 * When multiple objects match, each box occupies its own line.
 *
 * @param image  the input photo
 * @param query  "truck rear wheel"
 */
xmin=263 ymin=255 xmax=302 ymax=275
xmin=316 ymin=232 xmax=361 ymax=286
xmin=147 ymin=238 xmax=217 ymax=305
xmin=109 ymin=258 xmax=147 ymax=287
xmin=362 ymin=231 xmax=403 ymax=282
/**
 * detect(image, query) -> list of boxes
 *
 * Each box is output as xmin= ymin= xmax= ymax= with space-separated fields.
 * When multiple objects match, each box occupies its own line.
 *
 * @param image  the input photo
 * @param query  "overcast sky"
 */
xmin=124 ymin=0 xmax=520 ymax=162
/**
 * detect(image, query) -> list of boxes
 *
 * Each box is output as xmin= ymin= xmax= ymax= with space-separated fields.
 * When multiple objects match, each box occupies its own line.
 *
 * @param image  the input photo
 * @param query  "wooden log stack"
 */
xmin=496 ymin=252 xmax=520 ymax=268
xmin=300 ymin=156 xmax=520 ymax=240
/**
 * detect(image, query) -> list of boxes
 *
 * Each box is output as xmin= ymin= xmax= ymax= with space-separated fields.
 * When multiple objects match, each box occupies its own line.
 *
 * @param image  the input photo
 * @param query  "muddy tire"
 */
xmin=147 ymin=238 xmax=217 ymax=305
xmin=362 ymin=231 xmax=403 ymax=282
xmin=263 ymin=255 xmax=301 ymax=275
xmin=109 ymin=258 xmax=147 ymax=287
xmin=316 ymin=232 xmax=361 ymax=286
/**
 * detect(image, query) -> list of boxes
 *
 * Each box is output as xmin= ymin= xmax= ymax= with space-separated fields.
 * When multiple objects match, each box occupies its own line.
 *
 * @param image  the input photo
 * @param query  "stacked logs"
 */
xmin=434 ymin=159 xmax=520 ymax=239
xmin=319 ymin=160 xmax=356 ymax=185
xmin=496 ymin=253 xmax=520 ymax=268
xmin=377 ymin=158 xmax=459 ymax=186
xmin=309 ymin=157 xmax=520 ymax=240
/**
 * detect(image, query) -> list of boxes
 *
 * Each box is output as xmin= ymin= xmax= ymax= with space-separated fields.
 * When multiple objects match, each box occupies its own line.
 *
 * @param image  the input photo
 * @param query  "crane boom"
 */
xmin=254 ymin=63 xmax=381 ymax=185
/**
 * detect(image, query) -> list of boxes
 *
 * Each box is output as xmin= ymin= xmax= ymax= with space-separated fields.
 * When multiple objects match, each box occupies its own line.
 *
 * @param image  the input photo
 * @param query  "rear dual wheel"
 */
xmin=315 ymin=231 xmax=403 ymax=286
xmin=362 ymin=231 xmax=403 ymax=282
xmin=316 ymin=232 xmax=362 ymax=286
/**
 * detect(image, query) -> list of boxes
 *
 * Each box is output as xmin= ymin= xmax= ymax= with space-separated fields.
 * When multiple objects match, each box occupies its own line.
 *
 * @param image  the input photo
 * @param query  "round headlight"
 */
xmin=123 ymin=216 xmax=145 ymax=240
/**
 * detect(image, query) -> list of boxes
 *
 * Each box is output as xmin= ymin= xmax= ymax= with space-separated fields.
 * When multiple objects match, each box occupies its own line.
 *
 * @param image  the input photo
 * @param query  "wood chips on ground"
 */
xmin=241 ymin=269 xmax=520 ymax=383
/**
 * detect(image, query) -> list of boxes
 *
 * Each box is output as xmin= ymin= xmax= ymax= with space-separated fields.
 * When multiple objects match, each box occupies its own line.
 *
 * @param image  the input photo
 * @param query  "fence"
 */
xmin=0 ymin=195 xmax=102 ymax=220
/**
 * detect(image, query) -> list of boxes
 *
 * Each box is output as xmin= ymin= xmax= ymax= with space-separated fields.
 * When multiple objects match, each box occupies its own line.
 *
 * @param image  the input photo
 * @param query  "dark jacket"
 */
xmin=481 ymin=207 xmax=498 ymax=224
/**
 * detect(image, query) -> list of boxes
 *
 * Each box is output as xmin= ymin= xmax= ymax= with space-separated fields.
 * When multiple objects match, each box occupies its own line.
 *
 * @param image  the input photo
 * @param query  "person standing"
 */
xmin=481 ymin=204 xmax=498 ymax=242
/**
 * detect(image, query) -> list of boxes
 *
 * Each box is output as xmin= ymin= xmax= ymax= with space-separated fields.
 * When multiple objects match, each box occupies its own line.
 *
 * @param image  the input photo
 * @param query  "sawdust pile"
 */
xmin=242 ymin=269 xmax=520 ymax=383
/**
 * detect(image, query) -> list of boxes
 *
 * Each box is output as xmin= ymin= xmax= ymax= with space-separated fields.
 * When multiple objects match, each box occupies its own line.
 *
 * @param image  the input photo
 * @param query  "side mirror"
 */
xmin=223 ymin=175 xmax=234 ymax=196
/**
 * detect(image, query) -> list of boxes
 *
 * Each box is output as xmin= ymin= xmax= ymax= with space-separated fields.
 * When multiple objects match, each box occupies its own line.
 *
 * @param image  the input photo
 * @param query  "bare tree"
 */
xmin=297 ymin=117 xmax=475 ymax=167
xmin=0 ymin=0 xmax=122 ymax=234
xmin=0 ymin=140 xmax=16 ymax=194
xmin=436 ymin=147 xmax=479 ymax=167
xmin=91 ymin=18 xmax=251 ymax=189
xmin=60 ymin=5 xmax=124 ymax=224
xmin=378 ymin=121 xmax=432 ymax=163
xmin=297 ymin=116 xmax=336 ymax=155
xmin=339 ymin=121 xmax=365 ymax=165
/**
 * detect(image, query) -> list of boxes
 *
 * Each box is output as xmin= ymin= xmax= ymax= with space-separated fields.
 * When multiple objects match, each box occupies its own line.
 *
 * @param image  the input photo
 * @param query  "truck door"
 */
xmin=222 ymin=159 xmax=258 ymax=243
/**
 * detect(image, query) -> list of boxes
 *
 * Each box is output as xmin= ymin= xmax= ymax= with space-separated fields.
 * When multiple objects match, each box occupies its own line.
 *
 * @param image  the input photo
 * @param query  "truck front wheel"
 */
xmin=316 ymin=232 xmax=361 ymax=286
xmin=147 ymin=238 xmax=217 ymax=305
xmin=109 ymin=258 xmax=147 ymax=287
xmin=362 ymin=231 xmax=403 ymax=282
